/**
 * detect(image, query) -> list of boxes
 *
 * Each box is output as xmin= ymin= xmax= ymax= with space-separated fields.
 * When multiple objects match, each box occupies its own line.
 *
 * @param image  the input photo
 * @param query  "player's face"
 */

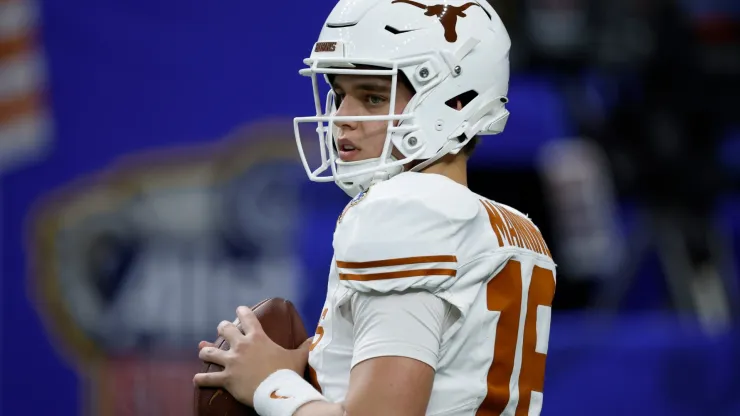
xmin=331 ymin=74 xmax=413 ymax=162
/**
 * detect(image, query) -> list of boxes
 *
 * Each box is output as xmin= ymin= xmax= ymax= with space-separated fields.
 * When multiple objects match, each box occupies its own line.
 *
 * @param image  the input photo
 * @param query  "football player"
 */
xmin=194 ymin=0 xmax=557 ymax=415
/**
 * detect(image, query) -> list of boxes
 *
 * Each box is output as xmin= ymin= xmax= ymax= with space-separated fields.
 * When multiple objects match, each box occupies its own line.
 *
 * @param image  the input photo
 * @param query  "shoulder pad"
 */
xmin=333 ymin=173 xmax=478 ymax=294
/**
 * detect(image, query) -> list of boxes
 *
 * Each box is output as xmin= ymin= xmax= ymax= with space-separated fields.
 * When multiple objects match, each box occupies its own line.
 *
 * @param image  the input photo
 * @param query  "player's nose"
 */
xmin=334 ymin=98 xmax=359 ymax=130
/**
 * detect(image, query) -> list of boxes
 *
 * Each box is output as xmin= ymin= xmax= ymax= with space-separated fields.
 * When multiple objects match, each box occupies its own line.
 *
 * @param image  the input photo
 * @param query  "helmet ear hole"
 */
xmin=445 ymin=90 xmax=479 ymax=110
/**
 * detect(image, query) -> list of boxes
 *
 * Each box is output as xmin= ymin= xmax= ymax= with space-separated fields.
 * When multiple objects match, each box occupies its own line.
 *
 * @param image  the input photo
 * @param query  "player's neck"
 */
xmin=419 ymin=153 xmax=468 ymax=187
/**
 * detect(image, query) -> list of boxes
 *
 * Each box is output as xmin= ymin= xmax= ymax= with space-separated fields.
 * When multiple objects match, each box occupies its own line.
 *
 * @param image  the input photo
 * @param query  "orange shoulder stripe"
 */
xmin=336 ymin=255 xmax=457 ymax=269
xmin=339 ymin=268 xmax=456 ymax=281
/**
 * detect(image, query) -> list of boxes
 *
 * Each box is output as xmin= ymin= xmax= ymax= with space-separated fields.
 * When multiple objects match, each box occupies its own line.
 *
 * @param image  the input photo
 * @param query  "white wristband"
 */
xmin=253 ymin=369 xmax=327 ymax=416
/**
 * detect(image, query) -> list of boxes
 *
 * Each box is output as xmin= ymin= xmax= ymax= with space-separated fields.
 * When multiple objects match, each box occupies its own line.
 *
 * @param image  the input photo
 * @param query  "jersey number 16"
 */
xmin=479 ymin=260 xmax=555 ymax=416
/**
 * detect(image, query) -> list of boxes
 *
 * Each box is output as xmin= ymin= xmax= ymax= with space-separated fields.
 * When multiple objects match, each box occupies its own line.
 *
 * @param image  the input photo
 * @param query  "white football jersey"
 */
xmin=307 ymin=172 xmax=557 ymax=415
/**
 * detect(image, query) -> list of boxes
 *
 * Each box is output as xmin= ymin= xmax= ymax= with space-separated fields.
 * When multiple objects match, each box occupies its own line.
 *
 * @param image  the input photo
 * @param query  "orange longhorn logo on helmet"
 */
xmin=391 ymin=0 xmax=482 ymax=43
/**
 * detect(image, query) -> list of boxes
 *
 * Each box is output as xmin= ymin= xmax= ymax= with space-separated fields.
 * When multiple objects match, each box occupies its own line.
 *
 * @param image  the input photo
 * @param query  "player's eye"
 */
xmin=366 ymin=95 xmax=386 ymax=106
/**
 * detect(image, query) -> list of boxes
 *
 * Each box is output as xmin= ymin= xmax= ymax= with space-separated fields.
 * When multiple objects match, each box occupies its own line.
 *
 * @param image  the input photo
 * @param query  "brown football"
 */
xmin=194 ymin=298 xmax=310 ymax=416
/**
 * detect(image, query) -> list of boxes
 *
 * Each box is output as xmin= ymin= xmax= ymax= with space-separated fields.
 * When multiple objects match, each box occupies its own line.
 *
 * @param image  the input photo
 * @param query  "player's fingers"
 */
xmin=217 ymin=320 xmax=244 ymax=344
xmin=198 ymin=346 xmax=227 ymax=366
xmin=193 ymin=371 xmax=226 ymax=387
xmin=198 ymin=341 xmax=216 ymax=350
xmin=235 ymin=306 xmax=263 ymax=334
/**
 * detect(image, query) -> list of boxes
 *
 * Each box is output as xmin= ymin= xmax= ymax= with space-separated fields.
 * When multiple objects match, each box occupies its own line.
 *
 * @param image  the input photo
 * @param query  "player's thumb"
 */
xmin=296 ymin=337 xmax=312 ymax=359
xmin=290 ymin=337 xmax=312 ymax=371
xmin=299 ymin=337 xmax=313 ymax=351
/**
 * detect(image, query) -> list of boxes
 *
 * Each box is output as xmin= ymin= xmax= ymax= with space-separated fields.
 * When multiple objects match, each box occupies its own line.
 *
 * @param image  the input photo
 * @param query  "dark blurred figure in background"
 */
xmin=589 ymin=0 xmax=740 ymax=329
xmin=493 ymin=0 xmax=740 ymax=325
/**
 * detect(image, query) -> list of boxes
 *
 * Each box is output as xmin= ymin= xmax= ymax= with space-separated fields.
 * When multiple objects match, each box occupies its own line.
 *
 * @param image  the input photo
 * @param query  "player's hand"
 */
xmin=193 ymin=306 xmax=310 ymax=406
xmin=198 ymin=341 xmax=216 ymax=350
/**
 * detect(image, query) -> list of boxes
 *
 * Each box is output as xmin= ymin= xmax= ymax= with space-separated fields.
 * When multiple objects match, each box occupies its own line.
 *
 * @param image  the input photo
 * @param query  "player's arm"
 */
xmin=294 ymin=356 xmax=434 ymax=416
xmin=289 ymin=188 xmax=472 ymax=416
xmin=296 ymin=290 xmax=446 ymax=416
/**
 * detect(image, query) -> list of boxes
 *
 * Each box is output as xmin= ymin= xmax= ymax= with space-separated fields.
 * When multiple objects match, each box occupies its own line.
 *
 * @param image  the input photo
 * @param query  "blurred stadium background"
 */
xmin=1 ymin=0 xmax=739 ymax=414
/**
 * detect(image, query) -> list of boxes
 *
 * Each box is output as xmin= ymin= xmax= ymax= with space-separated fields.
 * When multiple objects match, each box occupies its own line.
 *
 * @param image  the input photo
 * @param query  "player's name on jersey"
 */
xmin=481 ymin=200 xmax=551 ymax=258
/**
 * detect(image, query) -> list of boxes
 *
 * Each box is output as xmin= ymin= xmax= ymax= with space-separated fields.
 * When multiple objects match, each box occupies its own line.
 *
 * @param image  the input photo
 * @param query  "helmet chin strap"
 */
xmin=334 ymin=155 xmax=403 ymax=197
xmin=369 ymin=170 xmax=393 ymax=186
xmin=335 ymin=138 xmax=462 ymax=197
xmin=409 ymin=140 xmax=461 ymax=173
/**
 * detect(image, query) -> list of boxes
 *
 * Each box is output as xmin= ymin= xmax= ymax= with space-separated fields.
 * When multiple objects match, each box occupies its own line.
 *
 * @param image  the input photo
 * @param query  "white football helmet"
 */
xmin=293 ymin=0 xmax=511 ymax=197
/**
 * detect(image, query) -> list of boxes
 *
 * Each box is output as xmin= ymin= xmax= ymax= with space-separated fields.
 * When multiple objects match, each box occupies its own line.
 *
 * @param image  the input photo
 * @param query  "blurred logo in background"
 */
xmin=28 ymin=121 xmax=307 ymax=415
xmin=0 ymin=0 xmax=52 ymax=173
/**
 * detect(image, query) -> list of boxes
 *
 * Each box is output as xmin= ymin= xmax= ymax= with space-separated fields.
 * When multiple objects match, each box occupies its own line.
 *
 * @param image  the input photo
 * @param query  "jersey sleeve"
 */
xmin=333 ymin=191 xmax=475 ymax=295
xmin=350 ymin=289 xmax=453 ymax=370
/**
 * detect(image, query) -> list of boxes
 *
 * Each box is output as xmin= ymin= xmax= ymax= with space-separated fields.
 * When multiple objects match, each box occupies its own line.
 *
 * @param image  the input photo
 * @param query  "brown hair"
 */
xmin=461 ymin=135 xmax=480 ymax=156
